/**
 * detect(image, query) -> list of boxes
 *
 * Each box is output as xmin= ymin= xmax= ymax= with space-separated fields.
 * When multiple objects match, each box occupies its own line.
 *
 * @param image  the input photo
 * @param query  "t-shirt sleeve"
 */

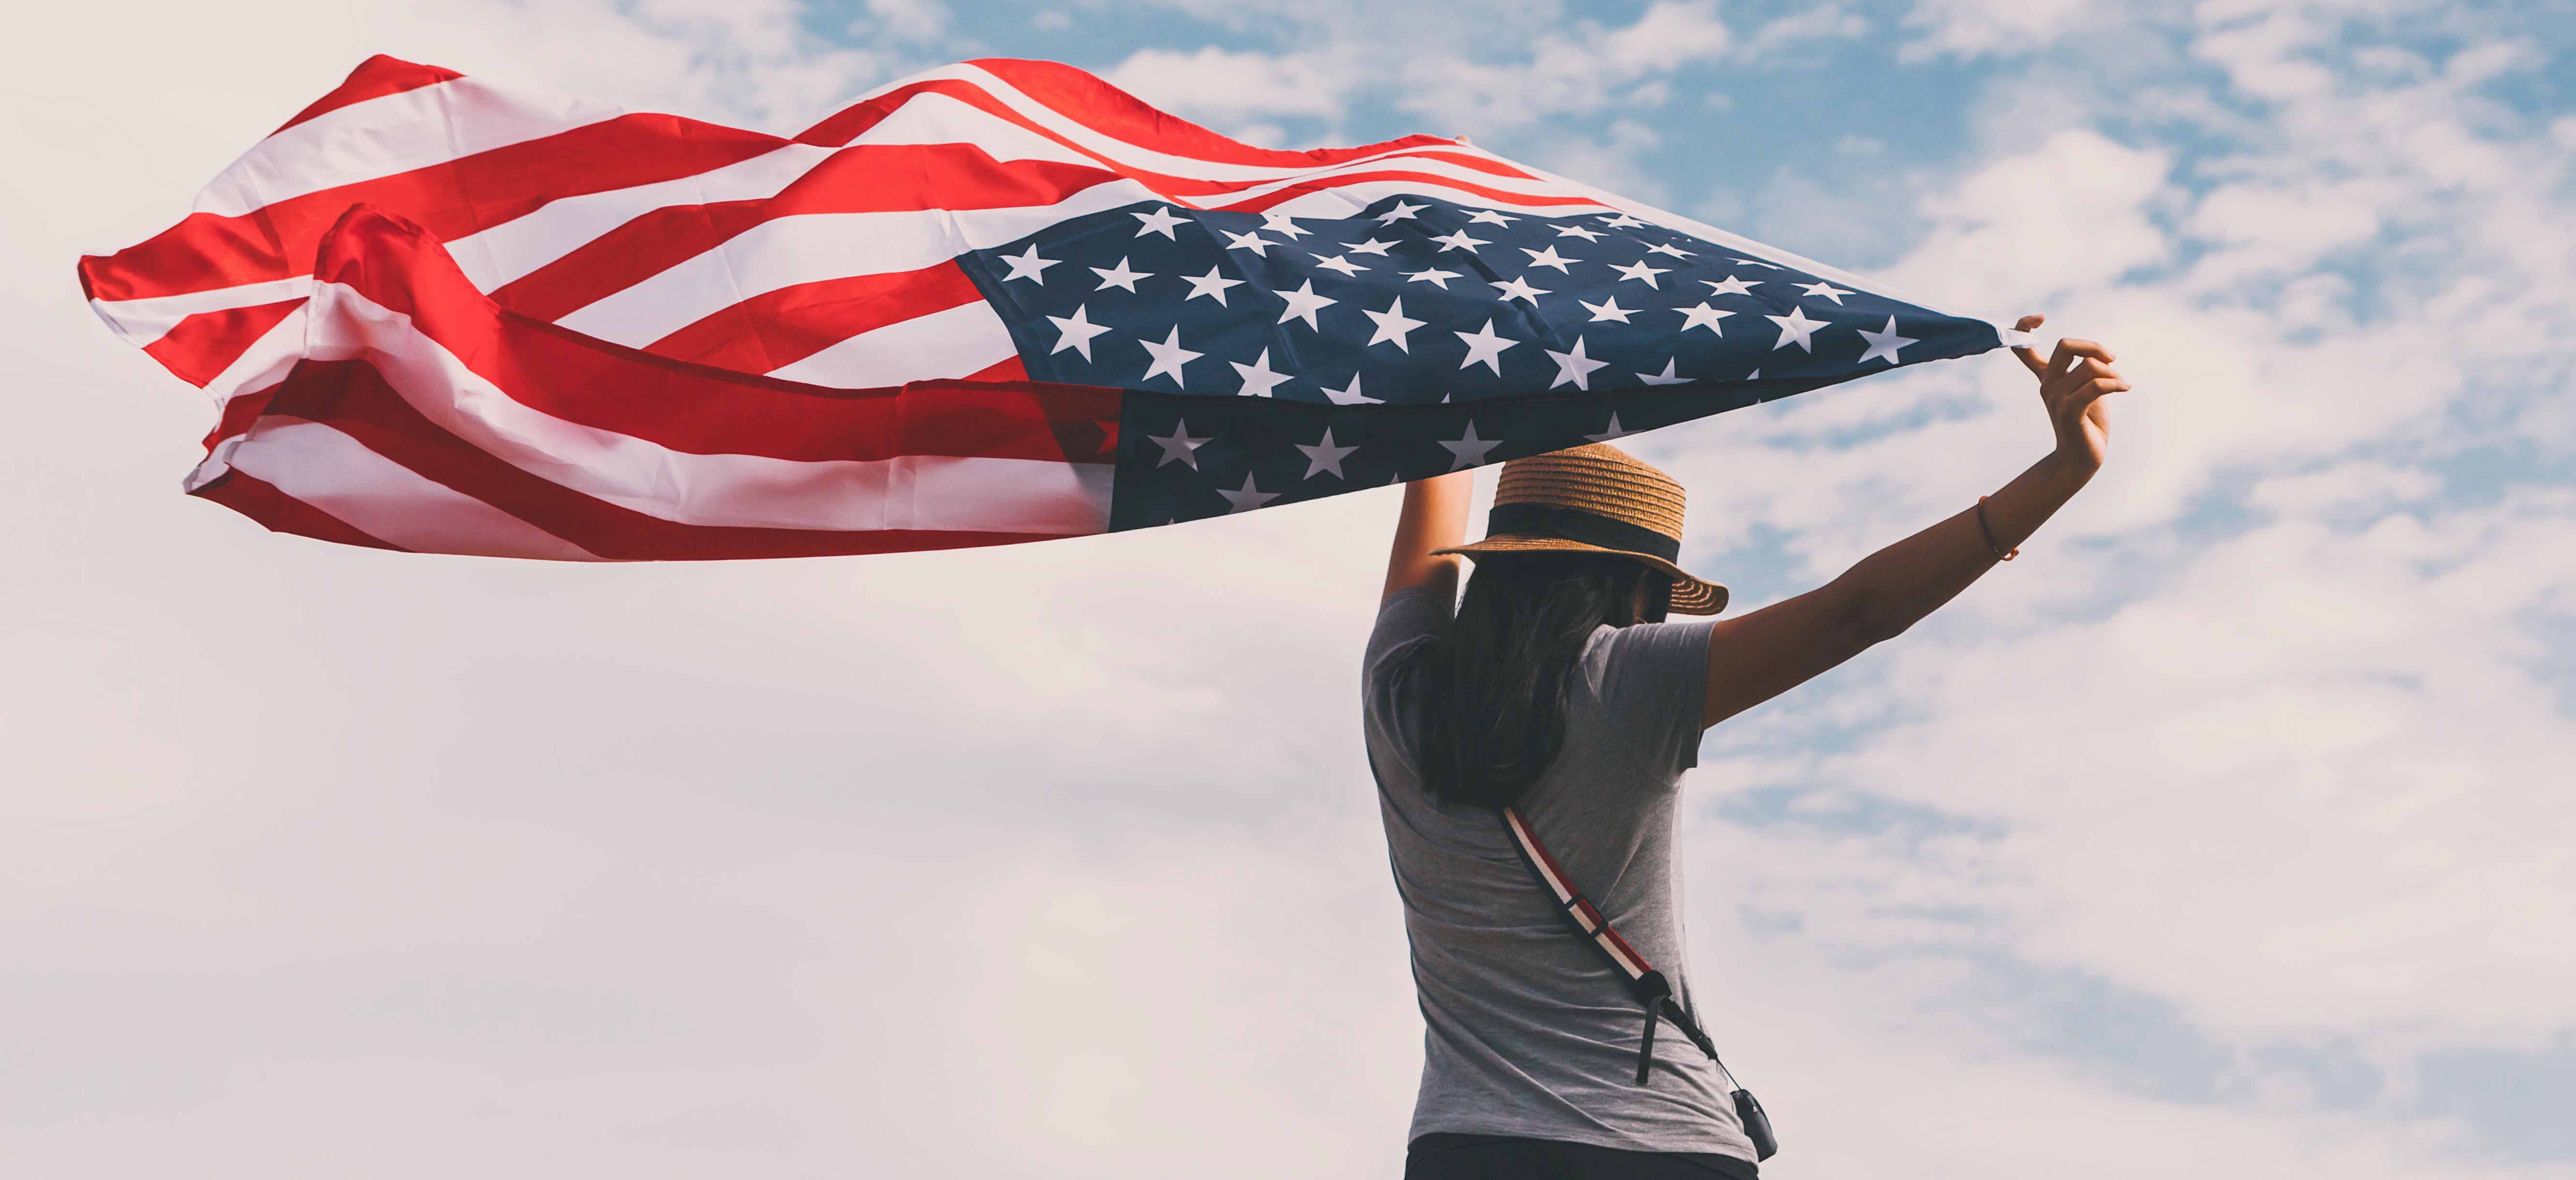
xmin=1595 ymin=618 xmax=1717 ymax=778
xmin=1361 ymin=586 xmax=1454 ymax=766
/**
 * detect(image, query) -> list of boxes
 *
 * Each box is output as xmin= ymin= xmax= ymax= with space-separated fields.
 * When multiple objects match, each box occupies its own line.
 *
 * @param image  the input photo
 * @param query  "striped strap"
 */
xmin=1499 ymin=805 xmax=1735 ymax=1087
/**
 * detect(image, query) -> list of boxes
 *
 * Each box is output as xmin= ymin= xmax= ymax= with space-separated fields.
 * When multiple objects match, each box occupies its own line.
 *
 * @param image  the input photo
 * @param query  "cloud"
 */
xmin=4 ymin=0 xmax=2571 ymax=1175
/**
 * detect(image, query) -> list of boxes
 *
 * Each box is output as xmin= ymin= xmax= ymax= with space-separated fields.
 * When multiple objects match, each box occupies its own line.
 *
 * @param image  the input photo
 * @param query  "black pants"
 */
xmin=1404 ymin=1133 xmax=1758 ymax=1180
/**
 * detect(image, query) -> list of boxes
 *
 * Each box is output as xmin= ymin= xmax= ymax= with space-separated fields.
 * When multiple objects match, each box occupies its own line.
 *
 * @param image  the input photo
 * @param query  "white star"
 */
xmin=1645 ymin=241 xmax=1694 ymax=258
xmin=1231 ymin=348 xmax=1293 ymax=397
xmin=1856 ymin=316 xmax=1918 ymax=366
xmin=1345 ymin=237 xmax=1397 ymax=256
xmin=1295 ymin=428 xmax=1360 ymax=479
xmin=1580 ymin=296 xmax=1636 ymax=323
xmin=1586 ymin=413 xmax=1634 ymax=442
xmin=1729 ymin=257 xmax=1786 ymax=270
xmin=1799 ymin=280 xmax=1853 ymax=305
xmin=1431 ymin=229 xmax=1490 ymax=252
xmin=1131 ymin=206 xmax=1188 ymax=238
xmin=1544 ymin=336 xmax=1609 ymax=390
xmin=1675 ymin=302 xmax=1734 ymax=335
xmin=1636 ymin=358 xmax=1690 ymax=385
xmin=1364 ymin=296 xmax=1428 ymax=352
xmin=1601 ymin=212 xmax=1647 ymax=228
xmin=1521 ymin=244 xmax=1579 ymax=272
xmin=1090 ymin=256 xmax=1151 ymax=293
xmin=1555 ymin=223 xmax=1606 ymax=241
xmin=1454 ymin=320 xmax=1520 ymax=373
xmin=1223 ymin=229 xmax=1275 ymax=255
xmin=1261 ymin=212 xmax=1312 ymax=238
xmin=1275 ymin=279 xmax=1337 ymax=329
xmin=1439 ymin=421 xmax=1502 ymax=470
xmin=1148 ymin=419 xmax=1210 ymax=468
xmin=1404 ymin=267 xmax=1463 ymax=289
xmin=1321 ymin=371 xmax=1381 ymax=405
xmin=1138 ymin=325 xmax=1202 ymax=385
xmin=1491 ymin=275 xmax=1550 ymax=303
xmin=1218 ymin=472 xmax=1280 ymax=514
xmin=1312 ymin=252 xmax=1369 ymax=277
xmin=1181 ymin=265 xmax=1244 ymax=305
xmin=1046 ymin=304 xmax=1111 ymax=360
xmin=999 ymin=242 xmax=1058 ymax=284
xmin=1701 ymin=274 xmax=1762 ymax=297
xmin=1747 ymin=368 xmax=1761 ymax=380
xmin=1767 ymin=305 xmax=1830 ymax=352
xmin=1611 ymin=259 xmax=1669 ymax=288
xmin=1375 ymin=199 xmax=1427 ymax=224
xmin=1466 ymin=208 xmax=1519 ymax=226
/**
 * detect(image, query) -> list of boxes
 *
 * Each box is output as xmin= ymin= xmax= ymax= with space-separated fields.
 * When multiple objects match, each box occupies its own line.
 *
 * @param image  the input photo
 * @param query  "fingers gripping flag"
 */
xmin=79 ymin=55 xmax=2028 ymax=560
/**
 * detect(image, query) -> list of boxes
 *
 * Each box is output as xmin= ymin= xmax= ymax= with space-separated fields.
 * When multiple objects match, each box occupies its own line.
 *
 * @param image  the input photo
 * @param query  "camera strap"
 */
xmin=1498 ymin=804 xmax=1778 ymax=1160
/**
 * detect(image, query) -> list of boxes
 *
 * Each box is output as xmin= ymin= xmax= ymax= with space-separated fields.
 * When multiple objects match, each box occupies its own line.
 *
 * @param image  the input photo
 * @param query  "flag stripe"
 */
xmin=272 ymin=55 xmax=465 ymax=135
xmin=193 ymin=467 xmax=406 ymax=552
xmin=236 ymin=368 xmax=1077 ymax=560
xmin=80 ymin=113 xmax=785 ymax=303
xmin=227 ymin=417 xmax=609 ymax=560
xmin=488 ymin=145 xmax=1122 ymax=324
xmin=548 ymin=180 xmax=1157 ymax=346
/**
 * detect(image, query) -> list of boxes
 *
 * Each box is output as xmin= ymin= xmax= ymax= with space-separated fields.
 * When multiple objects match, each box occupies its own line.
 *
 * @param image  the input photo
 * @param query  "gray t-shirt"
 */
xmin=1364 ymin=586 xmax=1754 ymax=1160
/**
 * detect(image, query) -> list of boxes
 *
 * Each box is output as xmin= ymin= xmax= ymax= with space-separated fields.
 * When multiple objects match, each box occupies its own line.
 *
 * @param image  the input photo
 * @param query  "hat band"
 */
xmin=1485 ymin=502 xmax=1682 ymax=562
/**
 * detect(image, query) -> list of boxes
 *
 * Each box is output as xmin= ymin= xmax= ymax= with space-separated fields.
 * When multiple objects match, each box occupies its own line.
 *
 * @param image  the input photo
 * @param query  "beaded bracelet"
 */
xmin=1976 ymin=496 xmax=2019 ymax=562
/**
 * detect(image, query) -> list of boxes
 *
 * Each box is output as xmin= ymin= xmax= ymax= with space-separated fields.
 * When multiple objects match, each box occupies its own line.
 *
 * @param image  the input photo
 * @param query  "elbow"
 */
xmin=1834 ymin=590 xmax=1913 ymax=651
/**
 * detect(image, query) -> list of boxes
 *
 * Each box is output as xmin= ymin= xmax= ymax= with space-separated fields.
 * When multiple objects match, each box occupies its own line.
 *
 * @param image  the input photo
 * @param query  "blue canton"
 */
xmin=956 ymin=194 xmax=2006 ymax=530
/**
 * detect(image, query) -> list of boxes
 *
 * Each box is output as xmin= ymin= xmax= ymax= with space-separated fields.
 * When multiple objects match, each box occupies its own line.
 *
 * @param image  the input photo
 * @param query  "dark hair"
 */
xmin=1415 ymin=551 xmax=1671 ymax=810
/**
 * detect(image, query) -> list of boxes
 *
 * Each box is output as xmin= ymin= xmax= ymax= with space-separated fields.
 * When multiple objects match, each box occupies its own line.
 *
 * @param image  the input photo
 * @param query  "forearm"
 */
xmin=1833 ymin=450 xmax=2097 ymax=642
xmin=1382 ymin=471 xmax=1474 ymax=604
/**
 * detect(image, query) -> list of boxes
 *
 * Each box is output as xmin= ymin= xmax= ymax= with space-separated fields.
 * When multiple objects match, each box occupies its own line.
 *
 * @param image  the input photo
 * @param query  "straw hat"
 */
xmin=1434 ymin=442 xmax=1727 ymax=615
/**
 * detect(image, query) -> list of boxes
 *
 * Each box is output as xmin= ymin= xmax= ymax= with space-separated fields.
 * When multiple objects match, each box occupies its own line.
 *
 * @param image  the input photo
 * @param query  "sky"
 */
xmin=3 ymin=0 xmax=2573 ymax=1176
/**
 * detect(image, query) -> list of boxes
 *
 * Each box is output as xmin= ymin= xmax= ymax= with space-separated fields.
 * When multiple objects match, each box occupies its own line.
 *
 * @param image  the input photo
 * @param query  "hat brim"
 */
xmin=1433 ymin=535 xmax=1727 ymax=615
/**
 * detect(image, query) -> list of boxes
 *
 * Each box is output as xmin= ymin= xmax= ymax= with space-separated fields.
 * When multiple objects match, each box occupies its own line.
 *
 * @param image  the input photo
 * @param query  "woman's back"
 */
xmin=1364 ymin=585 xmax=1756 ymax=1159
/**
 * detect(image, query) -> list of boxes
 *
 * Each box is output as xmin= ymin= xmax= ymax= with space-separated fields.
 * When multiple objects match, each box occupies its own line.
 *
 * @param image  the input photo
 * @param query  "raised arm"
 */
xmin=1698 ymin=315 xmax=2129 ymax=728
xmin=1383 ymin=470 xmax=1474 ymax=605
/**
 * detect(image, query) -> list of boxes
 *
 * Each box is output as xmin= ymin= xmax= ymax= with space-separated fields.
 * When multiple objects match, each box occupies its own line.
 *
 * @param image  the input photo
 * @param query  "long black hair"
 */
xmin=1414 ymin=551 xmax=1672 ymax=810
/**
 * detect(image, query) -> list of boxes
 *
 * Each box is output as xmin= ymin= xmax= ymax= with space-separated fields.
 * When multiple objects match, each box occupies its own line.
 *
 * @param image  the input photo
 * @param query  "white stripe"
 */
xmin=552 ymin=178 xmax=1157 ymax=346
xmin=89 ymin=276 xmax=314 ymax=348
xmin=223 ymin=418 xmax=604 ymax=560
xmin=765 ymin=301 xmax=1019 ymax=387
xmin=445 ymin=87 xmax=1130 ymax=295
xmin=301 ymin=280 xmax=1109 ymax=535
xmin=192 ymin=77 xmax=625 ymax=220
xmin=877 ymin=64 xmax=1309 ymax=183
xmin=445 ymin=142 xmax=842 ymax=291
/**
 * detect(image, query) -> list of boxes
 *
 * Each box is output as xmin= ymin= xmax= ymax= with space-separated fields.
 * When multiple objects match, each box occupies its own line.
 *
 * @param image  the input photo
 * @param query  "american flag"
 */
xmin=78 ymin=55 xmax=2023 ymax=560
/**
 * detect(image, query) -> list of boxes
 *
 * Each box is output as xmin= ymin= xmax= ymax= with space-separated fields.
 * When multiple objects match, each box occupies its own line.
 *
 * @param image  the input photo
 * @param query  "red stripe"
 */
xmin=1218 ymin=170 xmax=1604 ymax=214
xmin=203 ymin=382 xmax=281 ymax=452
xmin=190 ymin=467 xmax=406 ymax=552
xmin=490 ymin=144 xmax=1116 ymax=323
xmin=250 ymin=360 xmax=1083 ymax=560
xmin=273 ymin=55 xmax=463 ymax=135
xmin=317 ymin=206 xmax=1115 ymax=463
xmin=640 ymin=261 xmax=986 ymax=373
xmin=140 ymin=299 xmax=302 ymax=387
xmin=964 ymin=354 xmax=1027 ymax=382
xmin=77 ymin=112 xmax=786 ymax=304
xmin=967 ymin=58 xmax=1450 ymax=169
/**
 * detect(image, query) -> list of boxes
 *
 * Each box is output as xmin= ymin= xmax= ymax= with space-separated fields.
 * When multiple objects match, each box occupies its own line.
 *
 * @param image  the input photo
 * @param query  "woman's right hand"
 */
xmin=2010 ymin=313 xmax=2128 ymax=472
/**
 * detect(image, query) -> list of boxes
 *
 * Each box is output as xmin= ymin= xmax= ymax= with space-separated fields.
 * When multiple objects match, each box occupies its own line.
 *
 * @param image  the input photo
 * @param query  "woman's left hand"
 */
xmin=2010 ymin=313 xmax=2128 ymax=471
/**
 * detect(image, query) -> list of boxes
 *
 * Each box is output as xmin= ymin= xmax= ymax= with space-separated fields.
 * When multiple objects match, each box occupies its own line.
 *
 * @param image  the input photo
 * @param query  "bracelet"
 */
xmin=1976 ymin=496 xmax=2019 ymax=562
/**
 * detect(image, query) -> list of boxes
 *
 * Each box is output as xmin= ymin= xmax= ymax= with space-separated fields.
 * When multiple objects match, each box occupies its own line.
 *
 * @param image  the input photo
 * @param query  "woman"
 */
xmin=1366 ymin=317 xmax=2127 ymax=1178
